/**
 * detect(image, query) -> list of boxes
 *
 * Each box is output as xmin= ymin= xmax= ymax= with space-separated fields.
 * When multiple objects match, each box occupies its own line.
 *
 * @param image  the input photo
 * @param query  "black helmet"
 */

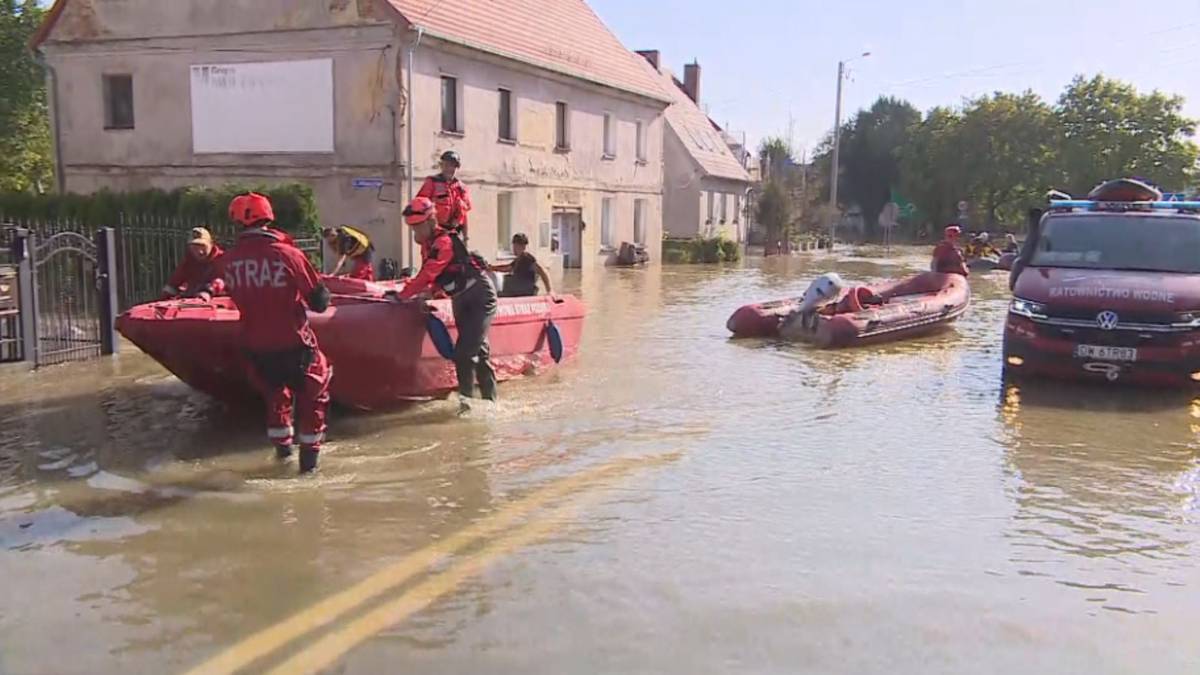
xmin=440 ymin=150 xmax=461 ymax=167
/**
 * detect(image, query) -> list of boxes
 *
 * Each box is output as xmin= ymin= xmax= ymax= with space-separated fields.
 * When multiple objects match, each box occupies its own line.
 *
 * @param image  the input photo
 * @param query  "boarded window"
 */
xmin=103 ymin=74 xmax=135 ymax=130
xmin=720 ymin=193 xmax=728 ymax=222
xmin=707 ymin=191 xmax=714 ymax=221
xmin=498 ymin=88 xmax=514 ymax=141
xmin=555 ymin=102 xmax=570 ymax=150
xmin=441 ymin=76 xmax=459 ymax=133
xmin=635 ymin=120 xmax=646 ymax=161
xmin=497 ymin=192 xmax=514 ymax=253
xmin=601 ymin=197 xmax=614 ymax=248
xmin=634 ymin=199 xmax=646 ymax=244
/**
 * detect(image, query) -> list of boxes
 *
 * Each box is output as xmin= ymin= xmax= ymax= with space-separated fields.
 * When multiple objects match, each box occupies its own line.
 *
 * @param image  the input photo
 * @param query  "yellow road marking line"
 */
xmin=185 ymin=452 xmax=678 ymax=675
xmin=264 ymin=480 xmax=626 ymax=675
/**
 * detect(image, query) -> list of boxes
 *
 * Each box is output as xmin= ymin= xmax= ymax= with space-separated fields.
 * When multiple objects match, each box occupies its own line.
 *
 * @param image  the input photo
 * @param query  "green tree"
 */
xmin=834 ymin=96 xmax=921 ymax=238
xmin=1057 ymin=75 xmax=1198 ymax=195
xmin=759 ymin=136 xmax=794 ymax=182
xmin=899 ymin=106 xmax=966 ymax=231
xmin=0 ymin=0 xmax=53 ymax=193
xmin=756 ymin=180 xmax=792 ymax=249
xmin=957 ymin=91 xmax=1059 ymax=226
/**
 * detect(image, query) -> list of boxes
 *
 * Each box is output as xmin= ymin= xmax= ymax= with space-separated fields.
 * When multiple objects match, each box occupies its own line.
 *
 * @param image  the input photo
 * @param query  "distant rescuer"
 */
xmin=398 ymin=196 xmax=497 ymax=412
xmin=932 ymin=225 xmax=969 ymax=277
xmin=322 ymin=225 xmax=375 ymax=281
xmin=417 ymin=150 xmax=472 ymax=240
xmin=222 ymin=193 xmax=333 ymax=474
xmin=162 ymin=227 xmax=225 ymax=299
xmin=490 ymin=233 xmax=553 ymax=297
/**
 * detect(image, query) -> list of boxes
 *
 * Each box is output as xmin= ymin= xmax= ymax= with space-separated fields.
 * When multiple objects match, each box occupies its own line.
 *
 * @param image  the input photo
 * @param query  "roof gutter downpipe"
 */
xmin=405 ymin=26 xmax=425 ymax=268
xmin=31 ymin=50 xmax=65 ymax=194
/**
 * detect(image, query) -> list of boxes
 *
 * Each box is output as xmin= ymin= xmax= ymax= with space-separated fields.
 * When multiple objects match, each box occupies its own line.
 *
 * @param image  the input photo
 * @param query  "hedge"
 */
xmin=0 ymin=183 xmax=320 ymax=235
xmin=663 ymin=236 xmax=742 ymax=264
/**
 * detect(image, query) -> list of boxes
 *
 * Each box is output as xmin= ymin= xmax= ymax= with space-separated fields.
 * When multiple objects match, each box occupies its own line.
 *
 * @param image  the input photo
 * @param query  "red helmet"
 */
xmin=403 ymin=196 xmax=435 ymax=226
xmin=944 ymin=225 xmax=962 ymax=239
xmin=229 ymin=192 xmax=275 ymax=228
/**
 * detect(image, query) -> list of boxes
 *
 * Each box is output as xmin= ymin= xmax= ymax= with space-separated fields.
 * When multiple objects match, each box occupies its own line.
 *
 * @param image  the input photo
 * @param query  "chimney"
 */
xmin=683 ymin=61 xmax=701 ymax=104
xmin=636 ymin=50 xmax=661 ymax=71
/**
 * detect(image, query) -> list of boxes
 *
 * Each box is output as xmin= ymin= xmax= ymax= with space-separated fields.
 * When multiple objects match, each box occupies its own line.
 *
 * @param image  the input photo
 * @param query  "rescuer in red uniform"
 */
xmin=162 ymin=227 xmax=225 ymax=299
xmin=932 ymin=225 xmax=969 ymax=277
xmin=222 ymin=193 xmax=333 ymax=474
xmin=398 ymin=196 xmax=496 ymax=413
xmin=417 ymin=151 xmax=472 ymax=240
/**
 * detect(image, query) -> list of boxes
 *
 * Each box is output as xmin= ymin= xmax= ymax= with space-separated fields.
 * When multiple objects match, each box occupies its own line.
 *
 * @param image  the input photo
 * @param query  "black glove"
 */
xmin=308 ymin=284 xmax=331 ymax=313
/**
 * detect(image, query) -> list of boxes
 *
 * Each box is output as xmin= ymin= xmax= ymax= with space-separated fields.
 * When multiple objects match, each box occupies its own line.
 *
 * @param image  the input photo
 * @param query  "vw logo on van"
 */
xmin=1096 ymin=311 xmax=1120 ymax=331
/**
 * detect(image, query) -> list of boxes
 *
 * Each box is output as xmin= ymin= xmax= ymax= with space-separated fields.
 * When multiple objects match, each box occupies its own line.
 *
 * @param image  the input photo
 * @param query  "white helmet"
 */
xmin=797 ymin=272 xmax=846 ymax=313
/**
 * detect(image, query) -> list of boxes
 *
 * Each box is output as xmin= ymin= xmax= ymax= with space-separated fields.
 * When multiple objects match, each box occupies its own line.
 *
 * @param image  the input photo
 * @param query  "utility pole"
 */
xmin=829 ymin=60 xmax=844 ymax=251
xmin=829 ymin=52 xmax=870 ymax=251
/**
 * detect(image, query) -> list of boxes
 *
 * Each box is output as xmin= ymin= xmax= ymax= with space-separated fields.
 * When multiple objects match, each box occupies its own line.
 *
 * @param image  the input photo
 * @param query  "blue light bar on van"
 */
xmin=1049 ymin=199 xmax=1200 ymax=211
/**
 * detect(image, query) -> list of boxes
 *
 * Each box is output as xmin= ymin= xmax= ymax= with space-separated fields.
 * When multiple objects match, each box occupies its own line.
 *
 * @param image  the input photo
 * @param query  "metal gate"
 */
xmin=11 ymin=227 xmax=118 ymax=367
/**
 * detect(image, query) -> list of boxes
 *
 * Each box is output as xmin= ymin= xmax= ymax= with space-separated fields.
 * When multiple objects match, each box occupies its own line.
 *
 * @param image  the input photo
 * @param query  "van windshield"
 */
xmin=1029 ymin=214 xmax=1200 ymax=274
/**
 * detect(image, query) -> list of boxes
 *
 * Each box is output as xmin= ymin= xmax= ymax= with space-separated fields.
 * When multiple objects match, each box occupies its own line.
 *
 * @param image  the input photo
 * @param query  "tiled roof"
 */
xmin=31 ymin=0 xmax=670 ymax=103
xmin=385 ymin=0 xmax=669 ymax=102
xmin=653 ymin=67 xmax=750 ymax=183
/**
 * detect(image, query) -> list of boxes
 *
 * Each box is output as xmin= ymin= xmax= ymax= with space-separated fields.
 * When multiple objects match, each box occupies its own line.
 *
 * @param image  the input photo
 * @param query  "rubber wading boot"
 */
xmin=299 ymin=446 xmax=319 ymax=474
xmin=275 ymin=445 xmax=294 ymax=460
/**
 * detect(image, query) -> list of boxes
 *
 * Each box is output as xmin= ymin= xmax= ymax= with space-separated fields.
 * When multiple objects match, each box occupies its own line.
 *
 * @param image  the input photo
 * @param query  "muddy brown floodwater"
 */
xmin=1 ymin=247 xmax=1198 ymax=674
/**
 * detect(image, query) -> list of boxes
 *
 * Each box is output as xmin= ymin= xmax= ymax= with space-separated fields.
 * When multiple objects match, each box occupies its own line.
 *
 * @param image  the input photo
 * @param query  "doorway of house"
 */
xmin=553 ymin=210 xmax=583 ymax=269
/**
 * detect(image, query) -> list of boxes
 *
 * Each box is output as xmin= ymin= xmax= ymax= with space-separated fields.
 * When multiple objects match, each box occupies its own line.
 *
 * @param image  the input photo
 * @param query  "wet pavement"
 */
xmin=1 ymin=247 xmax=1198 ymax=674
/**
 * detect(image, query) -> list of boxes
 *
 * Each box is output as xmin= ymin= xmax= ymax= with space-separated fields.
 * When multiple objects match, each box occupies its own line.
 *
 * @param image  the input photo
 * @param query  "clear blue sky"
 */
xmin=592 ymin=0 xmax=1200 ymax=157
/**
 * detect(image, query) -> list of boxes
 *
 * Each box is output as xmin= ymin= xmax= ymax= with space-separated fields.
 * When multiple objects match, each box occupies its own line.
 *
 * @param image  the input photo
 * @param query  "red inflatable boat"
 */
xmin=117 ymin=276 xmax=585 ymax=410
xmin=727 ymin=272 xmax=970 ymax=348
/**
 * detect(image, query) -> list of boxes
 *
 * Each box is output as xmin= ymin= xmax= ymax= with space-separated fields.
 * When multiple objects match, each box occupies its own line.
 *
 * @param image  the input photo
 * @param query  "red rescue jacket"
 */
xmin=417 ymin=174 xmax=472 ymax=237
xmin=165 ymin=244 xmax=226 ymax=296
xmin=932 ymin=241 xmax=969 ymax=277
xmin=221 ymin=229 xmax=323 ymax=352
xmin=399 ymin=229 xmax=486 ymax=299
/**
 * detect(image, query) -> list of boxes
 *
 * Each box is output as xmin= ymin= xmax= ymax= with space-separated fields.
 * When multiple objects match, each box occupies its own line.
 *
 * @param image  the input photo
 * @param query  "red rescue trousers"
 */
xmin=246 ymin=349 xmax=332 ymax=449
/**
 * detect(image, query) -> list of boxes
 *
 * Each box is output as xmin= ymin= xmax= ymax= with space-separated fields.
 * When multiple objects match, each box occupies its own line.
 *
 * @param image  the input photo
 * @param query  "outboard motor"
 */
xmin=797 ymin=273 xmax=846 ymax=314
xmin=781 ymin=273 xmax=847 ymax=337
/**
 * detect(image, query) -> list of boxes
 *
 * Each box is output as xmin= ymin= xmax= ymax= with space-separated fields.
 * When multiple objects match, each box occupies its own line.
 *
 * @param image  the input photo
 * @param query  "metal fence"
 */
xmin=4 ymin=216 xmax=322 ymax=313
xmin=0 ymin=227 xmax=23 ymax=362
xmin=2 ymin=216 xmax=321 ymax=367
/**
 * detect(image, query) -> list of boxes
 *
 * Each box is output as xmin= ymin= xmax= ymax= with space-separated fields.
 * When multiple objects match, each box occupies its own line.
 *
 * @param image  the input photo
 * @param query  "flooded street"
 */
xmin=2 ymin=248 xmax=1199 ymax=674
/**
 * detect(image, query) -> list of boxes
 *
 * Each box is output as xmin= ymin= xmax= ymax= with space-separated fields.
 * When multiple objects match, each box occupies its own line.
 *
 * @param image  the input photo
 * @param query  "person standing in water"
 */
xmin=398 ymin=196 xmax=496 ymax=413
xmin=490 ymin=233 xmax=553 ymax=297
xmin=932 ymin=225 xmax=969 ymax=277
xmin=162 ymin=227 xmax=225 ymax=299
xmin=222 ymin=193 xmax=332 ymax=474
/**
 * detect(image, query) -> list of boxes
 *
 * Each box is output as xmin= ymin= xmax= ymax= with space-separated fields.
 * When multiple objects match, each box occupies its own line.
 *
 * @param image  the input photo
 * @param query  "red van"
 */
xmin=1003 ymin=184 xmax=1200 ymax=386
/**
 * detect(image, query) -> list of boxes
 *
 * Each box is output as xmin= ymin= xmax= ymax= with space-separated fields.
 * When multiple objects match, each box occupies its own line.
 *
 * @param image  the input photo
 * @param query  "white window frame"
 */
xmin=497 ymin=87 xmax=516 ymax=142
xmin=440 ymin=74 xmax=463 ymax=135
xmin=555 ymin=101 xmax=571 ymax=151
xmin=497 ymin=191 xmax=515 ymax=256
xmin=602 ymin=112 xmax=616 ymax=158
xmin=634 ymin=199 xmax=646 ymax=245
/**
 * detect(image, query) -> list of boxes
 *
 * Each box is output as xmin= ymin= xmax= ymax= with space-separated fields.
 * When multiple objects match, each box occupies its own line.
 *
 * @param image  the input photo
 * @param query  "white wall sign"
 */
xmin=191 ymin=59 xmax=334 ymax=154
